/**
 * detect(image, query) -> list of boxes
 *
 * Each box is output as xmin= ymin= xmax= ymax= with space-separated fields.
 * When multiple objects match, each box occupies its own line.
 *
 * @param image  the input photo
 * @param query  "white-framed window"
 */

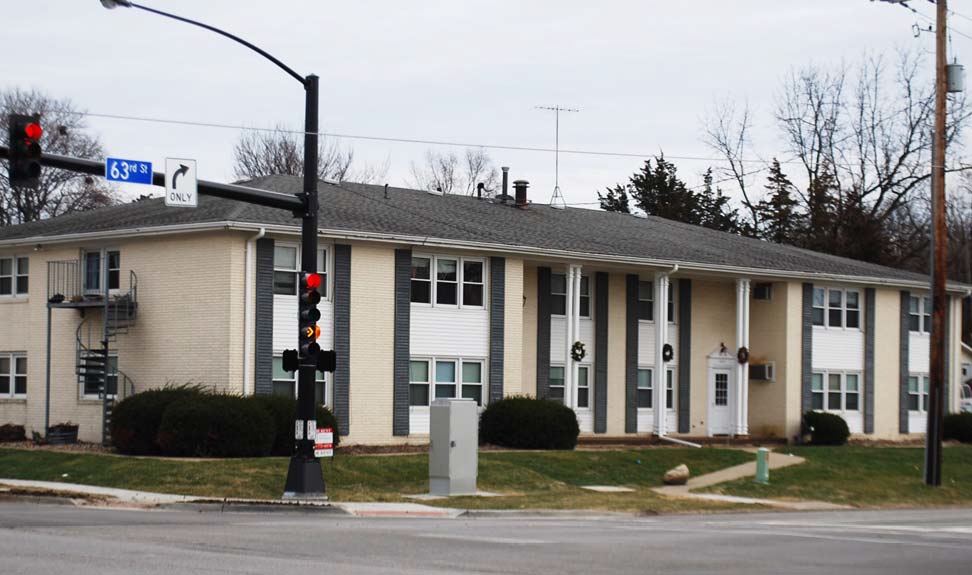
xmin=80 ymin=353 xmax=117 ymax=398
xmin=577 ymin=365 xmax=590 ymax=409
xmin=551 ymin=273 xmax=591 ymax=318
xmin=409 ymin=357 xmax=485 ymax=406
xmin=0 ymin=353 xmax=27 ymax=398
xmin=273 ymin=244 xmax=328 ymax=298
xmin=909 ymin=296 xmax=931 ymax=334
xmin=812 ymin=287 xmax=860 ymax=329
xmin=548 ymin=365 xmax=565 ymax=402
xmin=82 ymin=250 xmax=121 ymax=293
xmin=637 ymin=368 xmax=652 ymax=408
xmin=0 ymin=257 xmax=29 ymax=297
xmin=272 ymin=356 xmax=327 ymax=406
xmin=666 ymin=369 xmax=675 ymax=409
xmin=908 ymin=374 xmax=930 ymax=412
xmin=411 ymin=255 xmax=485 ymax=308
xmin=810 ymin=371 xmax=860 ymax=412
xmin=636 ymin=280 xmax=675 ymax=322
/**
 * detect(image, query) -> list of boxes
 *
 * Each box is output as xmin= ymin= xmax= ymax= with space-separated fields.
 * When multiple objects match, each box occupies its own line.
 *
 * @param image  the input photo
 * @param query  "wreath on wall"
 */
xmin=571 ymin=341 xmax=587 ymax=362
xmin=662 ymin=343 xmax=674 ymax=363
xmin=737 ymin=346 xmax=750 ymax=364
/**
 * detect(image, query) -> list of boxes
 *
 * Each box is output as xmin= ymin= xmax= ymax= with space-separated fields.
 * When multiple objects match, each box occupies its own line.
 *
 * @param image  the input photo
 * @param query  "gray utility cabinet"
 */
xmin=429 ymin=399 xmax=478 ymax=496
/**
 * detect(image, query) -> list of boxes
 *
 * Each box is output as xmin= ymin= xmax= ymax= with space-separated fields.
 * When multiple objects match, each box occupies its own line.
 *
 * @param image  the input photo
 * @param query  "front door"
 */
xmin=709 ymin=368 xmax=733 ymax=435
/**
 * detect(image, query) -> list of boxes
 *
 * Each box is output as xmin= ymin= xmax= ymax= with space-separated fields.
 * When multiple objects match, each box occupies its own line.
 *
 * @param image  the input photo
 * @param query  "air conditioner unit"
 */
xmin=750 ymin=362 xmax=775 ymax=382
xmin=753 ymin=283 xmax=773 ymax=300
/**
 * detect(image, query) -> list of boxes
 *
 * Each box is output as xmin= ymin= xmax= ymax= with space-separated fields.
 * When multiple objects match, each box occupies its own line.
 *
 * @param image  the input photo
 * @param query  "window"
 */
xmin=436 ymin=259 xmax=458 ymax=305
xmin=714 ymin=372 xmax=729 ymax=406
xmin=637 ymin=368 xmax=652 ymax=408
xmin=811 ymin=371 xmax=860 ymax=412
xmin=549 ymin=365 xmax=565 ymax=402
xmin=411 ymin=256 xmax=432 ymax=304
xmin=409 ymin=358 xmax=485 ymax=406
xmin=577 ymin=366 xmax=590 ymax=409
xmin=813 ymin=288 xmax=861 ymax=329
xmin=910 ymin=296 xmax=931 ymax=333
xmin=412 ymin=255 xmax=484 ymax=308
xmin=551 ymin=273 xmax=591 ymax=317
xmin=272 ymin=356 xmax=326 ymax=405
xmin=84 ymin=251 xmax=101 ymax=292
xmin=107 ymin=251 xmax=120 ymax=291
xmin=0 ymin=353 xmax=27 ymax=398
xmin=638 ymin=281 xmax=653 ymax=320
xmin=273 ymin=245 xmax=327 ymax=298
xmin=667 ymin=282 xmax=676 ymax=322
xmin=0 ymin=257 xmax=27 ymax=296
xmin=666 ymin=369 xmax=675 ymax=409
xmin=908 ymin=374 xmax=930 ymax=412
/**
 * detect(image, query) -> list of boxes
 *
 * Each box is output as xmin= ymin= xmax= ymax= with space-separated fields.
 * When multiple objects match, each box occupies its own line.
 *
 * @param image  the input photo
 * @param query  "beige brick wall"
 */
xmin=688 ymin=279 xmax=736 ymax=436
xmin=872 ymin=288 xmax=903 ymax=438
xmin=343 ymin=243 xmax=396 ymax=445
xmin=605 ymin=272 xmax=628 ymax=436
xmin=748 ymin=282 xmax=789 ymax=438
xmin=520 ymin=265 xmax=538 ymax=397
xmin=503 ymin=258 xmax=524 ymax=396
xmin=782 ymin=282 xmax=805 ymax=440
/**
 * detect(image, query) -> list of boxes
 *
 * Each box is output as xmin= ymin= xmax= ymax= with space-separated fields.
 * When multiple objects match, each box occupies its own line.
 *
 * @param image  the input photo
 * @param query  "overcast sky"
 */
xmin=2 ymin=0 xmax=964 ymax=207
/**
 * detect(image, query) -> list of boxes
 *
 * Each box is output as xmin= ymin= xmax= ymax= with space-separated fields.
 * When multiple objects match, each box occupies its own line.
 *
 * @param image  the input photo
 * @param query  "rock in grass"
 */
xmin=663 ymin=464 xmax=690 ymax=485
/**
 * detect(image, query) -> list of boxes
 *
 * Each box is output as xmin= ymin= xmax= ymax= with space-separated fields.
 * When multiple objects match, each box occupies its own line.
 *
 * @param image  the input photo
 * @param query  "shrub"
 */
xmin=249 ymin=395 xmax=342 ymax=456
xmin=803 ymin=411 xmax=850 ymax=445
xmin=157 ymin=395 xmax=274 ymax=457
xmin=110 ymin=385 xmax=206 ymax=454
xmin=944 ymin=412 xmax=972 ymax=443
xmin=0 ymin=424 xmax=26 ymax=442
xmin=480 ymin=396 xmax=579 ymax=450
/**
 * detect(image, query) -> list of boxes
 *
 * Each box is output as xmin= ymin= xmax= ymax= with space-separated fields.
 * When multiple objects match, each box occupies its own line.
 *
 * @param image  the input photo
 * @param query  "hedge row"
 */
xmin=480 ymin=396 xmax=579 ymax=450
xmin=111 ymin=386 xmax=339 ymax=457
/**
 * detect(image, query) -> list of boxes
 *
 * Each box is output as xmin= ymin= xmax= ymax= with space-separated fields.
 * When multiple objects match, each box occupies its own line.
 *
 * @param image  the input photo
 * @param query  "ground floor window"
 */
xmin=811 ymin=371 xmax=860 ymax=412
xmin=409 ymin=357 xmax=485 ymax=406
xmin=0 ymin=353 xmax=27 ymax=398
xmin=272 ymin=356 xmax=327 ymax=406
xmin=546 ymin=364 xmax=592 ymax=408
xmin=908 ymin=374 xmax=930 ymax=412
xmin=637 ymin=368 xmax=653 ymax=408
xmin=577 ymin=365 xmax=590 ymax=409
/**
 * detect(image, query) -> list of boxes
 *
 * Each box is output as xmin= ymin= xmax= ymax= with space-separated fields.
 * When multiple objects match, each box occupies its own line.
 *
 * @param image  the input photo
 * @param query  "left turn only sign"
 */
xmin=165 ymin=158 xmax=198 ymax=208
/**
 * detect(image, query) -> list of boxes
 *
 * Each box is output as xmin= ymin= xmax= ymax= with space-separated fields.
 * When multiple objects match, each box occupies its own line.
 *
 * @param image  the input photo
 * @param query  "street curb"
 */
xmin=161 ymin=500 xmax=350 ymax=515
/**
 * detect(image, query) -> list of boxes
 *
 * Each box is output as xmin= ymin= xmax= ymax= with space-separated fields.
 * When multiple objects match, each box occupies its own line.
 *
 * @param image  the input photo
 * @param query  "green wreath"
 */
xmin=571 ymin=341 xmax=587 ymax=362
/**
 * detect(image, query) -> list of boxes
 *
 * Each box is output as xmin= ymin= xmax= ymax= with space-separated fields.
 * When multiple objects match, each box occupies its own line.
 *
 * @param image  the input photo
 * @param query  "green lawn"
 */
xmin=0 ymin=447 xmax=750 ymax=512
xmin=701 ymin=445 xmax=972 ymax=507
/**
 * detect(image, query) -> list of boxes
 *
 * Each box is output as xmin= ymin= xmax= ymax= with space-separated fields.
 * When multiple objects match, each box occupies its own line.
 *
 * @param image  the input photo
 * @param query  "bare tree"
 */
xmin=703 ymin=98 xmax=760 ymax=229
xmin=409 ymin=148 xmax=499 ymax=195
xmin=0 ymin=88 xmax=116 ymax=226
xmin=233 ymin=127 xmax=386 ymax=184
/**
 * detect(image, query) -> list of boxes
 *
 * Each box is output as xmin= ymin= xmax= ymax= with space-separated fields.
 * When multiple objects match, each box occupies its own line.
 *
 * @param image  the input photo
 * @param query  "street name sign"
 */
xmin=164 ymin=158 xmax=198 ymax=208
xmin=105 ymin=157 xmax=152 ymax=185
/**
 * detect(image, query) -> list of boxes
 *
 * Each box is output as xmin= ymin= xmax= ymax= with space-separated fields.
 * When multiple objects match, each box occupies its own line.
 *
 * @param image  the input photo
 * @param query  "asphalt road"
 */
xmin=1 ymin=501 xmax=971 ymax=574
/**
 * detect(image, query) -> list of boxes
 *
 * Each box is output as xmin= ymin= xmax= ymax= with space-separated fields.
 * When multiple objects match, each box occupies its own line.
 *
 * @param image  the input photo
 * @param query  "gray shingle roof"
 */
xmin=0 ymin=174 xmax=931 ymax=284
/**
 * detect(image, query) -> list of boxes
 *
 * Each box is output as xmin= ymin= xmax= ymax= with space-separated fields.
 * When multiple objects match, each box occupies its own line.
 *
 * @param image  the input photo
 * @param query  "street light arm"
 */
xmin=116 ymin=1 xmax=307 ymax=87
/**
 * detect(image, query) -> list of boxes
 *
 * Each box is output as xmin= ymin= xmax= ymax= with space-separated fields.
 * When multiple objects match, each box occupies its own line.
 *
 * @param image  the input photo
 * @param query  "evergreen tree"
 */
xmin=755 ymin=159 xmax=801 ymax=243
xmin=697 ymin=168 xmax=742 ymax=233
xmin=598 ymin=184 xmax=630 ymax=213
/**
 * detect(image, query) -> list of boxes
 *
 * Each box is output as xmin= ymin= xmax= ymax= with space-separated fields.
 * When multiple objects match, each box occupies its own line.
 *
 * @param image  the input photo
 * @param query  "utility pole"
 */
xmin=536 ymin=105 xmax=579 ymax=209
xmin=926 ymin=0 xmax=948 ymax=487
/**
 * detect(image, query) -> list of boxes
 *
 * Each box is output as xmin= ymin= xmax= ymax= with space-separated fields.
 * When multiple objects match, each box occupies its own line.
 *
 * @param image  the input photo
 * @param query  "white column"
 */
xmin=735 ymin=278 xmax=751 ymax=435
xmin=563 ymin=265 xmax=574 ymax=409
xmin=570 ymin=265 xmax=583 ymax=410
xmin=655 ymin=272 xmax=670 ymax=436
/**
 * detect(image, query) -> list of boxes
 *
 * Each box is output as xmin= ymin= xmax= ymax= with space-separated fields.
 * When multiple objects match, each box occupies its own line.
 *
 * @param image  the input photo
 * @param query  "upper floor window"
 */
xmin=812 ymin=287 xmax=860 ymax=329
xmin=909 ymin=296 xmax=931 ymax=334
xmin=410 ymin=255 xmax=483 ymax=308
xmin=273 ymin=245 xmax=327 ymax=298
xmin=637 ymin=280 xmax=675 ymax=322
xmin=0 ymin=353 xmax=27 ymax=398
xmin=0 ymin=257 xmax=28 ymax=296
xmin=551 ymin=273 xmax=590 ymax=318
xmin=83 ymin=250 xmax=120 ymax=293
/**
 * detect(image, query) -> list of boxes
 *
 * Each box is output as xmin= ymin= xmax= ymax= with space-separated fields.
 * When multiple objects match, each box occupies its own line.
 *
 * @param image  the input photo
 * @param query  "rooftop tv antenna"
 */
xmin=536 ymin=105 xmax=579 ymax=209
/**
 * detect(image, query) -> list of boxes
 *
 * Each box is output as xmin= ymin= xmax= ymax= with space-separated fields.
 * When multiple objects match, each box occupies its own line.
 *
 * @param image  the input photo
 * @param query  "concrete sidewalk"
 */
xmin=651 ymin=451 xmax=852 ymax=510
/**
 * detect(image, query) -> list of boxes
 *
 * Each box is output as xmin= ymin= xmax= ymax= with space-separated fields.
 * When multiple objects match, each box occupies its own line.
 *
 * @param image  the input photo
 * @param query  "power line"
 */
xmin=66 ymin=109 xmax=801 ymax=166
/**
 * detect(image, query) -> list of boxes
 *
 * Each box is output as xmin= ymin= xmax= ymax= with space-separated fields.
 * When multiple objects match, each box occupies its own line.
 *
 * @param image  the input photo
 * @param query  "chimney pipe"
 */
xmin=501 ymin=166 xmax=510 ymax=204
xmin=477 ymin=182 xmax=485 ymax=199
xmin=513 ymin=179 xmax=529 ymax=209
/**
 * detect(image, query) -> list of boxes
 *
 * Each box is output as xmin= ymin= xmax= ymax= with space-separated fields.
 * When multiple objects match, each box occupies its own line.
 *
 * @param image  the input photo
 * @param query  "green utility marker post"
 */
xmin=755 ymin=448 xmax=770 ymax=484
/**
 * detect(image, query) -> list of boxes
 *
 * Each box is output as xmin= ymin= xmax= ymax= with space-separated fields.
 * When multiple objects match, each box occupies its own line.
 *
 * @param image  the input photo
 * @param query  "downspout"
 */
xmin=243 ymin=227 xmax=266 ymax=396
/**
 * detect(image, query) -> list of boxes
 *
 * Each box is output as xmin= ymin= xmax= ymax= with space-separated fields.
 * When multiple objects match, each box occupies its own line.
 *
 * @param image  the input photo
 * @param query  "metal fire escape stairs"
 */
xmin=48 ymin=260 xmax=138 ymax=445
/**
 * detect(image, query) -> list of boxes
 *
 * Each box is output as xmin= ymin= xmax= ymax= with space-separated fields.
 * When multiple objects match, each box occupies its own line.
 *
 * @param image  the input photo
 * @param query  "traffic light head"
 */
xmin=7 ymin=114 xmax=43 ymax=188
xmin=298 ymin=271 xmax=322 ymax=357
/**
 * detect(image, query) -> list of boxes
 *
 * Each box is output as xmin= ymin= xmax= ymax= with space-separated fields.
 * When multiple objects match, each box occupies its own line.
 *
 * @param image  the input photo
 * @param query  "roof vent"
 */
xmin=427 ymin=186 xmax=443 ymax=196
xmin=632 ymin=211 xmax=648 ymax=219
xmin=513 ymin=179 xmax=529 ymax=209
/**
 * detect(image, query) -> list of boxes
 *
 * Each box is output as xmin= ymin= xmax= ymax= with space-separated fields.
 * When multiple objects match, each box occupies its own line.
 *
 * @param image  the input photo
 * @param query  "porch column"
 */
xmin=569 ymin=265 xmax=583 ymax=410
xmin=655 ymin=272 xmax=670 ymax=436
xmin=563 ymin=265 xmax=574 ymax=409
xmin=735 ymin=278 xmax=751 ymax=435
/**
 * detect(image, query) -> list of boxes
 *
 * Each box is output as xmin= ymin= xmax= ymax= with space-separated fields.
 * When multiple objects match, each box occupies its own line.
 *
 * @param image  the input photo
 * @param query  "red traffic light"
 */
xmin=304 ymin=272 xmax=321 ymax=290
xmin=24 ymin=122 xmax=42 ymax=141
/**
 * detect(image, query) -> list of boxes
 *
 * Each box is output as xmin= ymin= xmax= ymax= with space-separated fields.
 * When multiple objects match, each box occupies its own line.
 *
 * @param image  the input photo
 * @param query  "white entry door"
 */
xmin=709 ymin=368 xmax=733 ymax=435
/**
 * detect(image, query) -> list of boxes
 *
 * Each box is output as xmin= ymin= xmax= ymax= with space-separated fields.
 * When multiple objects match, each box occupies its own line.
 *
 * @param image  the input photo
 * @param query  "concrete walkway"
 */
xmin=652 ymin=451 xmax=853 ymax=510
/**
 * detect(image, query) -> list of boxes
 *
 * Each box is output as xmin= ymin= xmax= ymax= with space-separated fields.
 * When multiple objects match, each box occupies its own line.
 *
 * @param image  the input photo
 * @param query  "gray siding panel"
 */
xmin=594 ymin=272 xmax=609 ymax=433
xmin=254 ymin=238 xmax=274 ymax=396
xmin=393 ymin=249 xmax=411 ymax=436
xmin=801 ymin=283 xmax=814 ymax=416
xmin=625 ymin=274 xmax=639 ymax=433
xmin=864 ymin=287 xmax=876 ymax=434
xmin=536 ymin=267 xmax=552 ymax=399
xmin=678 ymin=279 xmax=692 ymax=434
xmin=489 ymin=257 xmax=506 ymax=404
xmin=900 ymin=291 xmax=911 ymax=434
xmin=333 ymin=244 xmax=351 ymax=436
